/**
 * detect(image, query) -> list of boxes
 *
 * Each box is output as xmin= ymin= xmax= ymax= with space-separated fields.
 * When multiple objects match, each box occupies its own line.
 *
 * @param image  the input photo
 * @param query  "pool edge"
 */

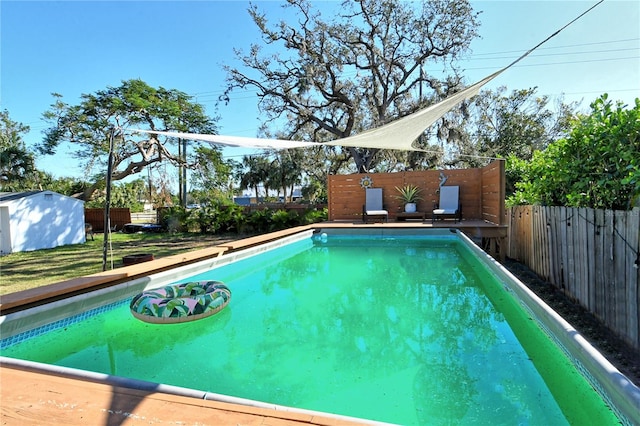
xmin=455 ymin=229 xmax=640 ymax=425
xmin=1 ymin=225 xmax=638 ymax=425
xmin=0 ymin=357 xmax=388 ymax=426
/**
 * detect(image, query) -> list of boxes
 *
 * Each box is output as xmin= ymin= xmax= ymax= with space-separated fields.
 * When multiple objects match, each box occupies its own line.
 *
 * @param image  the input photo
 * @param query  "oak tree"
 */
xmin=223 ymin=0 xmax=480 ymax=172
xmin=40 ymin=79 xmax=217 ymax=200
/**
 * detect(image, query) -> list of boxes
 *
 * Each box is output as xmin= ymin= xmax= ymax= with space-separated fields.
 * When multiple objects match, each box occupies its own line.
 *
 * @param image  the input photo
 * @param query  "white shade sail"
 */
xmin=127 ymin=68 xmax=503 ymax=153
xmin=125 ymin=2 xmax=601 ymax=153
xmin=328 ymin=69 xmax=503 ymax=151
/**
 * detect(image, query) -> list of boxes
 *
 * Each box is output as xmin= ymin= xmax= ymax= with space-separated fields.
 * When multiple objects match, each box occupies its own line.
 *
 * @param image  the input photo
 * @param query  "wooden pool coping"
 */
xmin=0 ymin=362 xmax=365 ymax=426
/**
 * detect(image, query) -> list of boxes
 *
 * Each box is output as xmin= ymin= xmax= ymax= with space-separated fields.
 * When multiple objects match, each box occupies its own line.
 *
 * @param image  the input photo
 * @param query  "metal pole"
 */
xmin=102 ymin=128 xmax=115 ymax=271
xmin=178 ymin=138 xmax=183 ymax=205
xmin=182 ymin=138 xmax=187 ymax=207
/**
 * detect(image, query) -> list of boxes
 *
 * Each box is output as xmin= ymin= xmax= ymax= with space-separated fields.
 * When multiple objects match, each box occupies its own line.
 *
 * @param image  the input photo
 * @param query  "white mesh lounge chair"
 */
xmin=432 ymin=186 xmax=461 ymax=223
xmin=362 ymin=188 xmax=388 ymax=223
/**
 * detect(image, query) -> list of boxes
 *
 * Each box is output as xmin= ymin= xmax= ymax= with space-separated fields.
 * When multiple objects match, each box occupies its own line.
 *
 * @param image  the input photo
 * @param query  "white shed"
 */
xmin=0 ymin=191 xmax=86 ymax=254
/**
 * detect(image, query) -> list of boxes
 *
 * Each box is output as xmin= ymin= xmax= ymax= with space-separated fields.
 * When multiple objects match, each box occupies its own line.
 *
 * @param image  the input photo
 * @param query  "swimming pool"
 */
xmin=1 ymin=228 xmax=639 ymax=425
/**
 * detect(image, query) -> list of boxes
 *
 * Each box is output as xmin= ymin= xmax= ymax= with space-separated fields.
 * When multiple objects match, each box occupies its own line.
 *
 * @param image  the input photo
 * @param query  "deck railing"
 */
xmin=506 ymin=205 xmax=640 ymax=350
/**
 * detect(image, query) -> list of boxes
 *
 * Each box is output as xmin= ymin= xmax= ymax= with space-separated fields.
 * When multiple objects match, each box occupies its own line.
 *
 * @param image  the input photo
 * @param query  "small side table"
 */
xmin=396 ymin=212 xmax=426 ymax=221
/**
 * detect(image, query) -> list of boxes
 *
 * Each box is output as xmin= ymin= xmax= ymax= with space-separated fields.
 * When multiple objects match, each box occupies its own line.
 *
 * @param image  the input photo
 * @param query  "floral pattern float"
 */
xmin=130 ymin=281 xmax=231 ymax=324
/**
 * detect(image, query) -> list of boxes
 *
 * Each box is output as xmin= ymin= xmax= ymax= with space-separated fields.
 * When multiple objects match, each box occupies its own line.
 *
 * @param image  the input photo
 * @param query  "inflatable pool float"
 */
xmin=130 ymin=281 xmax=231 ymax=324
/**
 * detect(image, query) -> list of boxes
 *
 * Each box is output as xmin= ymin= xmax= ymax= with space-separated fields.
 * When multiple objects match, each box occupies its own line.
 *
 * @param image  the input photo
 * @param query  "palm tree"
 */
xmin=278 ymin=151 xmax=303 ymax=202
xmin=240 ymin=156 xmax=271 ymax=201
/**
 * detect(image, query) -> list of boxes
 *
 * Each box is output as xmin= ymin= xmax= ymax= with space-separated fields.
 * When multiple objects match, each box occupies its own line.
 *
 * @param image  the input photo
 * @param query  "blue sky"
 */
xmin=1 ymin=0 xmax=639 ymax=180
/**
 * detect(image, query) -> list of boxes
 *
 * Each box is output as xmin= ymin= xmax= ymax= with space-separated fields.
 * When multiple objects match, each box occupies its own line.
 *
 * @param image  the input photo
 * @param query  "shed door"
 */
xmin=0 ymin=206 xmax=12 ymax=254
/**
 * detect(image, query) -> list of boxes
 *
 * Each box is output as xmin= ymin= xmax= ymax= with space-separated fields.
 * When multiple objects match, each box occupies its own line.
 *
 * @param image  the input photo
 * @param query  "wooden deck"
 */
xmin=0 ymin=221 xmax=506 ymax=425
xmin=0 ymin=363 xmax=364 ymax=425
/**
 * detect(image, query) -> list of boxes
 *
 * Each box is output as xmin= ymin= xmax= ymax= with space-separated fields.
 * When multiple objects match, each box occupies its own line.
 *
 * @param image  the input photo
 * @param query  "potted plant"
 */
xmin=394 ymin=184 xmax=422 ymax=213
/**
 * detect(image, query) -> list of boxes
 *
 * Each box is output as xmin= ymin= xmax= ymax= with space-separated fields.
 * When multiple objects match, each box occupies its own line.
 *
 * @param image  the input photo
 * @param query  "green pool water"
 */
xmin=1 ymin=235 xmax=619 ymax=425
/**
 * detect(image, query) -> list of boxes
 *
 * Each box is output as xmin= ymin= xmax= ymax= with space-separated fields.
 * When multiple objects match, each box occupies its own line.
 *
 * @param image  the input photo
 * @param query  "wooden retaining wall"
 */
xmin=327 ymin=160 xmax=505 ymax=223
xmin=506 ymin=205 xmax=640 ymax=350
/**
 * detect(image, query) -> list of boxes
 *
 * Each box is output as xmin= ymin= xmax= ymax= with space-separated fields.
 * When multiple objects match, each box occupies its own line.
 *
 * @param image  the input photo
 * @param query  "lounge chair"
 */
xmin=432 ymin=186 xmax=461 ymax=223
xmin=362 ymin=188 xmax=388 ymax=223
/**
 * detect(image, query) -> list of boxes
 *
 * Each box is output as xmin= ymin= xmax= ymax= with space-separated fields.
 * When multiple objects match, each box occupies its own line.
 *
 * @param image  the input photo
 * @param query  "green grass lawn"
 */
xmin=0 ymin=232 xmax=242 ymax=295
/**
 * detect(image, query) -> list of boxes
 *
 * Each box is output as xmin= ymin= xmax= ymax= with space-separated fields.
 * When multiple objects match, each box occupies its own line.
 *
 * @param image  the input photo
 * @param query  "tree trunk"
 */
xmin=349 ymin=147 xmax=379 ymax=173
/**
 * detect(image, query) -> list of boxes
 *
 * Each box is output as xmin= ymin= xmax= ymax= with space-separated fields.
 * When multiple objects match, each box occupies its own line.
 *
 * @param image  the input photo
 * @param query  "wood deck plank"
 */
xmin=0 ymin=246 xmax=230 ymax=313
xmin=0 ymin=365 xmax=360 ymax=426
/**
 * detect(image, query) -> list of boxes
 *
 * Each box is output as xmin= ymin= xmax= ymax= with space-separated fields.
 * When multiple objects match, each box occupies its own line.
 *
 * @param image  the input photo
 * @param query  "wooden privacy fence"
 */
xmin=85 ymin=208 xmax=131 ymax=232
xmin=130 ymin=212 xmax=158 ymax=223
xmin=506 ymin=205 xmax=640 ymax=350
xmin=327 ymin=160 xmax=505 ymax=223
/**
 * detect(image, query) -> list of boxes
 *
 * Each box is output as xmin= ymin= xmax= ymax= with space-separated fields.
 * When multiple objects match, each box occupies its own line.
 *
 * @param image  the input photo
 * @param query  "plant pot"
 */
xmin=404 ymin=203 xmax=417 ymax=213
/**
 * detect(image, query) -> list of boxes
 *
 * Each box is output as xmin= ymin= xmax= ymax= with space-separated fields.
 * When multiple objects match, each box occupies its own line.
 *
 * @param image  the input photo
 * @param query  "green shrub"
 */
xmin=216 ymin=204 xmax=248 ymax=233
xmin=511 ymin=95 xmax=640 ymax=209
xmin=247 ymin=209 xmax=273 ymax=233
xmin=159 ymin=206 xmax=189 ymax=232
xmin=159 ymin=204 xmax=328 ymax=235
xmin=188 ymin=206 xmax=218 ymax=233
xmin=300 ymin=207 xmax=328 ymax=224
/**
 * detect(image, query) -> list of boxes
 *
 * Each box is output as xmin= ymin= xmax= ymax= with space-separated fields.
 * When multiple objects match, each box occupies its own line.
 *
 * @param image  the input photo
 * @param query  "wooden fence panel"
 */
xmin=546 ymin=207 xmax=559 ymax=286
xmin=530 ymin=206 xmax=540 ymax=273
xmin=506 ymin=207 xmax=519 ymax=260
xmin=130 ymin=212 xmax=158 ymax=223
xmin=524 ymin=205 xmax=533 ymax=264
xmin=615 ymin=212 xmax=627 ymax=338
xmin=517 ymin=205 xmax=532 ymax=263
xmin=603 ymin=209 xmax=615 ymax=330
xmin=507 ymin=206 xmax=640 ymax=350
xmin=559 ymin=207 xmax=569 ymax=294
xmin=572 ymin=208 xmax=581 ymax=303
xmin=593 ymin=209 xmax=606 ymax=319
xmin=585 ymin=208 xmax=596 ymax=312
xmin=481 ymin=160 xmax=505 ymax=224
xmin=576 ymin=208 xmax=587 ymax=306
xmin=327 ymin=160 xmax=505 ymax=222
xmin=533 ymin=206 xmax=550 ymax=281
xmin=85 ymin=208 xmax=131 ymax=231
xmin=570 ymin=208 xmax=580 ymax=299
xmin=626 ymin=209 xmax=640 ymax=348
xmin=328 ymin=174 xmax=369 ymax=221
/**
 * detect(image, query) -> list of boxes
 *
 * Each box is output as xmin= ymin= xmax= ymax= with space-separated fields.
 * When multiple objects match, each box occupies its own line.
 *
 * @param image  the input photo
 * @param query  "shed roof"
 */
xmin=0 ymin=191 xmax=43 ymax=203
xmin=0 ymin=191 xmax=84 ymax=206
